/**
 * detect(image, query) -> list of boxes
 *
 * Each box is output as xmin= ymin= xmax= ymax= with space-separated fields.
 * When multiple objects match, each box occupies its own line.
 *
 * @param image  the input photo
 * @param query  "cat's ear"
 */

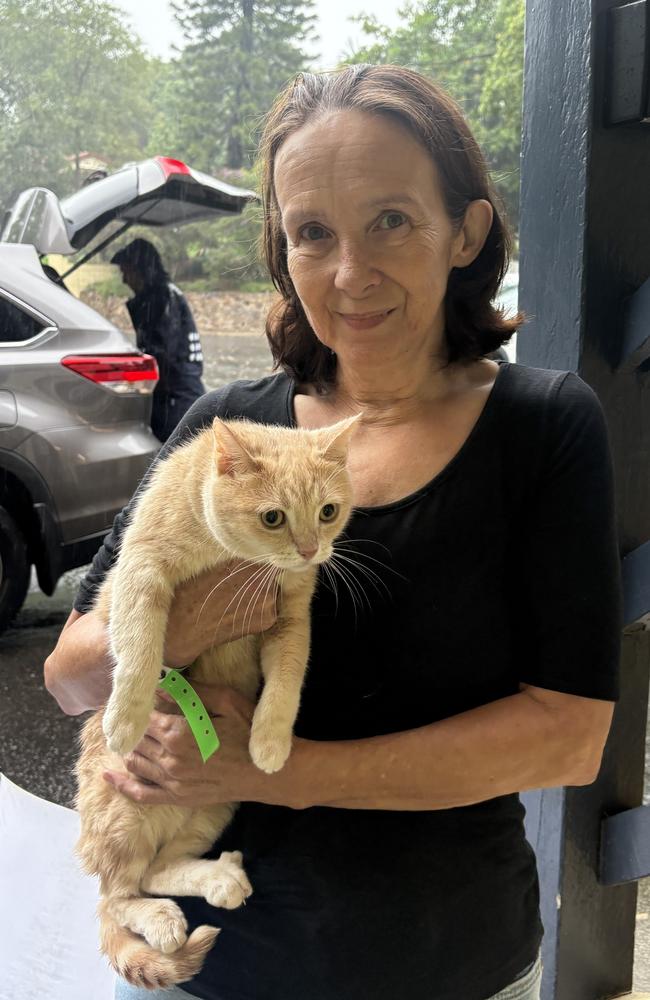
xmin=212 ymin=418 xmax=259 ymax=477
xmin=319 ymin=413 xmax=362 ymax=462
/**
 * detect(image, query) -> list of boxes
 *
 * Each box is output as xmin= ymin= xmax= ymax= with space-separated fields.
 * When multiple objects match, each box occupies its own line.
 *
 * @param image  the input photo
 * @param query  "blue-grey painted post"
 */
xmin=518 ymin=0 xmax=650 ymax=997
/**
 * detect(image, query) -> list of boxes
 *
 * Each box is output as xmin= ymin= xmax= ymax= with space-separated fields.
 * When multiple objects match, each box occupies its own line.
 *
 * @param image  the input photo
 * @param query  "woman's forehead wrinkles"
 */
xmin=275 ymin=115 xmax=442 ymax=226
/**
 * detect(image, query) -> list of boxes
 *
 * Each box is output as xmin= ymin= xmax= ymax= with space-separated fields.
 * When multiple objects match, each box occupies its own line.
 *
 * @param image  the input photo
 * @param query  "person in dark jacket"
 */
xmin=111 ymin=238 xmax=205 ymax=442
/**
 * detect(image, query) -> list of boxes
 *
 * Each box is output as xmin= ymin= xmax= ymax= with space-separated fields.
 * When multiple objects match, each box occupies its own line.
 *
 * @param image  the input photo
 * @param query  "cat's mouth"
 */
xmin=284 ymin=560 xmax=319 ymax=572
xmin=271 ymin=554 xmax=325 ymax=572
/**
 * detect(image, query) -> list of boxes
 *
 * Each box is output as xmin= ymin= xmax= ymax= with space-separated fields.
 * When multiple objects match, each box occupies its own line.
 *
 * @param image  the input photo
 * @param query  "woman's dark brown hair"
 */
xmin=258 ymin=64 xmax=521 ymax=387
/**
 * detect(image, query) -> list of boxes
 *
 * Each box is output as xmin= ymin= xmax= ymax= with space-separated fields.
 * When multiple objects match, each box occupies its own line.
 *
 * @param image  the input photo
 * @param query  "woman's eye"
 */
xmin=300 ymin=223 xmax=329 ymax=242
xmin=377 ymin=211 xmax=407 ymax=231
xmin=261 ymin=509 xmax=285 ymax=528
xmin=319 ymin=503 xmax=339 ymax=522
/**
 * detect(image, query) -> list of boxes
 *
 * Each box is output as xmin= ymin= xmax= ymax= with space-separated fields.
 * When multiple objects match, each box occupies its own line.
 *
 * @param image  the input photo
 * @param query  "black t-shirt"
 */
xmin=75 ymin=362 xmax=621 ymax=1000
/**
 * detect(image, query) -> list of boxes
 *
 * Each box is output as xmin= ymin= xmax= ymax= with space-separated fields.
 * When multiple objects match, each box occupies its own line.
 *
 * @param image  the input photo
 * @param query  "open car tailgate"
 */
xmin=0 ymin=157 xmax=258 ymax=255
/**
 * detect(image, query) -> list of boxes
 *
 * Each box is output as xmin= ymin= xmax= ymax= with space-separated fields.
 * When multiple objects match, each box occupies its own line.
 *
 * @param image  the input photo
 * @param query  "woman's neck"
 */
xmin=323 ymin=358 xmax=459 ymax=427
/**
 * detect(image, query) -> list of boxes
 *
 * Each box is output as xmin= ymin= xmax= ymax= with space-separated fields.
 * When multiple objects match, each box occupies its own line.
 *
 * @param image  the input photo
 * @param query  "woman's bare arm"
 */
xmin=275 ymin=684 xmax=615 ymax=810
xmin=105 ymin=682 xmax=615 ymax=811
xmin=44 ymin=561 xmax=278 ymax=715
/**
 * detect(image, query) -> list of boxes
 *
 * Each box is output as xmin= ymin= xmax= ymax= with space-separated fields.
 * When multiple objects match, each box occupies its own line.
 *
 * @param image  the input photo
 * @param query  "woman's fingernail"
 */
xmin=103 ymin=771 xmax=116 ymax=786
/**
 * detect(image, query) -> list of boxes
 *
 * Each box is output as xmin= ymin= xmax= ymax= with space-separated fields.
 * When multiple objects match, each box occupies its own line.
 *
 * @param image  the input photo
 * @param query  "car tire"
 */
xmin=0 ymin=506 xmax=30 ymax=633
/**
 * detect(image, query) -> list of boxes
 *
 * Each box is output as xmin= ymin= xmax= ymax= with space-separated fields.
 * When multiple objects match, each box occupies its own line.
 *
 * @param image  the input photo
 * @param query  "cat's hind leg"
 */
xmin=106 ymin=895 xmax=189 ymax=954
xmin=93 ymin=844 xmax=192 ymax=955
xmin=98 ymin=900 xmax=218 ymax=990
xmin=141 ymin=803 xmax=253 ymax=910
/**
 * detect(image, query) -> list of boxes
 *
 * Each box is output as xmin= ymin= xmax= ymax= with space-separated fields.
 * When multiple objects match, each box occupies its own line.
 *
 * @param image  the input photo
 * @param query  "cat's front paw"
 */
xmin=102 ymin=697 xmax=150 ymax=756
xmin=204 ymin=852 xmax=253 ymax=910
xmin=249 ymin=724 xmax=292 ymax=774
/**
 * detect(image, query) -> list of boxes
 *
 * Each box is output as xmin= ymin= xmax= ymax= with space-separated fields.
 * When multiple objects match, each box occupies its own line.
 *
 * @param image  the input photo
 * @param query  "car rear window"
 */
xmin=0 ymin=295 xmax=46 ymax=343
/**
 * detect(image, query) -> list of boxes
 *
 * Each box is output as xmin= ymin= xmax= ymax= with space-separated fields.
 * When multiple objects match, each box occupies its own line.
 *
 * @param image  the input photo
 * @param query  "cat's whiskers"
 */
xmin=240 ymin=565 xmax=269 ymax=637
xmin=334 ymin=537 xmax=407 ymax=581
xmin=336 ymin=534 xmax=395 ymax=558
xmin=224 ymin=558 xmax=282 ymax=642
xmin=205 ymin=559 xmax=278 ymax=646
xmin=195 ymin=557 xmax=268 ymax=626
xmin=241 ymin=563 xmax=279 ymax=640
xmin=330 ymin=549 xmax=393 ymax=601
xmin=325 ymin=557 xmax=368 ymax=626
xmin=262 ymin=566 xmax=284 ymax=635
xmin=224 ymin=563 xmax=275 ymax=642
xmin=319 ymin=560 xmax=340 ymax=615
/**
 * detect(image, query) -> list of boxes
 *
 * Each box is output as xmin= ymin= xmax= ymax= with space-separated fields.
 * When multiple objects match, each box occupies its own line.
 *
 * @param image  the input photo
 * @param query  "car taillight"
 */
xmin=61 ymin=354 xmax=159 ymax=394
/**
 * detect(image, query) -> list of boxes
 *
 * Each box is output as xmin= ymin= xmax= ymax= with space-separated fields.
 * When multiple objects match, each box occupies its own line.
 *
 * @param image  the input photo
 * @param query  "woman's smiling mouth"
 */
xmin=337 ymin=309 xmax=395 ymax=330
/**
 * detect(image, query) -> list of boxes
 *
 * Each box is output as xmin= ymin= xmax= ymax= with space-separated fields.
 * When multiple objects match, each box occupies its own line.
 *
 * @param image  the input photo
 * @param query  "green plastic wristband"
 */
xmin=158 ymin=669 xmax=220 ymax=763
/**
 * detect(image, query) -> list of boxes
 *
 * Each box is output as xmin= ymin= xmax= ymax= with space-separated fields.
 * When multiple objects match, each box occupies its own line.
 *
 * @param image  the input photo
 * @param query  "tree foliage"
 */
xmin=0 ymin=0 xmax=153 ymax=212
xmin=347 ymin=0 xmax=524 ymax=229
xmin=155 ymin=0 xmax=318 ymax=171
xmin=0 ymin=0 xmax=524 ymax=289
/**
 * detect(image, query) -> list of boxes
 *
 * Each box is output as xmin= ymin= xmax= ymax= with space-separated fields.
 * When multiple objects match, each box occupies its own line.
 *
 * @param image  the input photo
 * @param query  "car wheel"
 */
xmin=0 ymin=506 xmax=30 ymax=633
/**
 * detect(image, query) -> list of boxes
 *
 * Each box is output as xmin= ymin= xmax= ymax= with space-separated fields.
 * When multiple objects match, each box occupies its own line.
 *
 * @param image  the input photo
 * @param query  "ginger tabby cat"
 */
xmin=75 ymin=415 xmax=359 ymax=988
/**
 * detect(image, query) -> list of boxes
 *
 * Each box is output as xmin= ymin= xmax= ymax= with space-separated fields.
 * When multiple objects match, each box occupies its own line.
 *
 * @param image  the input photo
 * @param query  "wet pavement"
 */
xmin=0 ymin=570 xmax=85 ymax=807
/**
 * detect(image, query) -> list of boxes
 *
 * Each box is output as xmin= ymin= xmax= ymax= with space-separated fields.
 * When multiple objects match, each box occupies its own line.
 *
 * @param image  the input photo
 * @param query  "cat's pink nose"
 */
xmin=298 ymin=546 xmax=318 ymax=561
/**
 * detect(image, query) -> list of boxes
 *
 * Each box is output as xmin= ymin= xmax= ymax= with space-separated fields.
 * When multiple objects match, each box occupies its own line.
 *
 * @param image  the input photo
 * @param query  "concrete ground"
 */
xmin=1 ymin=570 xmax=649 ymax=994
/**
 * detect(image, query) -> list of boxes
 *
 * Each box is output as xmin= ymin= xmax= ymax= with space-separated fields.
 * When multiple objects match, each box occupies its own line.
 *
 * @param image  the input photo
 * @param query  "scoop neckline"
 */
xmin=285 ymin=361 xmax=511 ymax=515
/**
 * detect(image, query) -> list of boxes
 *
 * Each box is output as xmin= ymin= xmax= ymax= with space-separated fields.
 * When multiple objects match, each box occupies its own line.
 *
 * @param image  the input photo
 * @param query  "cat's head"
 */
xmin=204 ymin=415 xmax=360 ymax=571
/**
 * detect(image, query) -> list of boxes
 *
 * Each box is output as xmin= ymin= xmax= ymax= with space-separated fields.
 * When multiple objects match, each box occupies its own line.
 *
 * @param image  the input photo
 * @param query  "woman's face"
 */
xmin=273 ymin=109 xmax=483 ymax=370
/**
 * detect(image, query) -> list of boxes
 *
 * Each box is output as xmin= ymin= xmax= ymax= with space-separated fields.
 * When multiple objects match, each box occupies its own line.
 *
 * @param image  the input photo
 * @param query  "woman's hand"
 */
xmin=163 ymin=561 xmax=279 ymax=667
xmin=44 ymin=609 xmax=114 ymax=714
xmin=44 ymin=560 xmax=279 ymax=715
xmin=103 ymin=683 xmax=264 ymax=806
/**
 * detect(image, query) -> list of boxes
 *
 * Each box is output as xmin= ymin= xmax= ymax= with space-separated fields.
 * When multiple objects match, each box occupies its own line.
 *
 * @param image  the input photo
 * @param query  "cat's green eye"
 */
xmin=261 ymin=509 xmax=285 ymax=528
xmin=319 ymin=503 xmax=339 ymax=522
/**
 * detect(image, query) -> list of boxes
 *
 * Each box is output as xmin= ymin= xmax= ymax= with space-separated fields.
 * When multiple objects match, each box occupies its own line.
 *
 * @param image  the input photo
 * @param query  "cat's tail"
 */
xmin=100 ymin=910 xmax=220 ymax=989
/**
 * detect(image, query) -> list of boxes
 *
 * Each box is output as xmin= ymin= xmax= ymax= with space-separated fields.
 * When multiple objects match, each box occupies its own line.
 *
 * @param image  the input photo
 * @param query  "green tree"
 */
xmin=0 ymin=0 xmax=154 ymax=211
xmin=477 ymin=0 xmax=525 ymax=226
xmin=347 ymin=0 xmax=524 ymax=229
xmin=157 ymin=0 xmax=318 ymax=171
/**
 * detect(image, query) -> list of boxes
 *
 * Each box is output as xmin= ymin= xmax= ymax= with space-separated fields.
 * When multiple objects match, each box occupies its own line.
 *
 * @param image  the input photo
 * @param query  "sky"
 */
xmin=115 ymin=0 xmax=404 ymax=68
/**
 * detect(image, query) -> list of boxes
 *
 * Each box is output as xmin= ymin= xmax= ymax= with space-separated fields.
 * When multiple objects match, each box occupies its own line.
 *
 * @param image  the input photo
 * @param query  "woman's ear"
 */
xmin=449 ymin=199 xmax=494 ymax=270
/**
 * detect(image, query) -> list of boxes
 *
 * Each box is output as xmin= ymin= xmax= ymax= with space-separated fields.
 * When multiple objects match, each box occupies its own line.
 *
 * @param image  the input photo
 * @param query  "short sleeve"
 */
xmin=73 ymin=385 xmax=232 ymax=613
xmin=514 ymin=373 xmax=622 ymax=700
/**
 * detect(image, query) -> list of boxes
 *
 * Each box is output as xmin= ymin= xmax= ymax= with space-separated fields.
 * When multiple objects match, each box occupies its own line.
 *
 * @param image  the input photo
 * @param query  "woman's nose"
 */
xmin=333 ymin=244 xmax=382 ymax=296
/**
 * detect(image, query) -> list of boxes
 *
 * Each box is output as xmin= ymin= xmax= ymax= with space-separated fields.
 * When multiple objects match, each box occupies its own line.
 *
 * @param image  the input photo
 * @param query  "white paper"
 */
xmin=0 ymin=773 xmax=116 ymax=1000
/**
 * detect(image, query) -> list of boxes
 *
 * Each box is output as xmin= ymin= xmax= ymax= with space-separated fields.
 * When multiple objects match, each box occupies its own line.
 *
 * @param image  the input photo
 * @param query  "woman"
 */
xmin=111 ymin=238 xmax=206 ymax=443
xmin=45 ymin=66 xmax=621 ymax=1000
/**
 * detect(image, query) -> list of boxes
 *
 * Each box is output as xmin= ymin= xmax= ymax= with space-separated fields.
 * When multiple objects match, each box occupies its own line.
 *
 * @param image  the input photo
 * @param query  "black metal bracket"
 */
xmin=600 ymin=804 xmax=650 ymax=884
xmin=604 ymin=0 xmax=650 ymax=126
xmin=622 ymin=541 xmax=650 ymax=625
xmin=618 ymin=279 xmax=650 ymax=371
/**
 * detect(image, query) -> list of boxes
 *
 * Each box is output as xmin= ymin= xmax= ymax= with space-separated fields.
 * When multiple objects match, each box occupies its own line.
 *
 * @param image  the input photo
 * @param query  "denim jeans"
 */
xmin=488 ymin=956 xmax=542 ymax=1000
xmin=114 ymin=955 xmax=542 ymax=1000
xmin=115 ymin=983 xmax=193 ymax=1000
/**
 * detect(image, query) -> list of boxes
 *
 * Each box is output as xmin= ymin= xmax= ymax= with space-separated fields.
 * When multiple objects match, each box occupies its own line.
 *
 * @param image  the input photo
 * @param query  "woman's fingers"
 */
xmin=190 ymin=683 xmax=256 ymax=722
xmin=123 ymin=749 xmax=165 ymax=782
xmin=103 ymin=685 xmax=257 ymax=805
xmin=132 ymin=734 xmax=163 ymax=758
xmin=144 ymin=710 xmax=193 ymax=750
xmin=103 ymin=770 xmax=176 ymax=804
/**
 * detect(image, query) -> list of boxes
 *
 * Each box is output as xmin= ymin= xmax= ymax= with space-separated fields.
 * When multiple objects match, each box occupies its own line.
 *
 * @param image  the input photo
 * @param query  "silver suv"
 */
xmin=0 ymin=157 xmax=255 ymax=630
